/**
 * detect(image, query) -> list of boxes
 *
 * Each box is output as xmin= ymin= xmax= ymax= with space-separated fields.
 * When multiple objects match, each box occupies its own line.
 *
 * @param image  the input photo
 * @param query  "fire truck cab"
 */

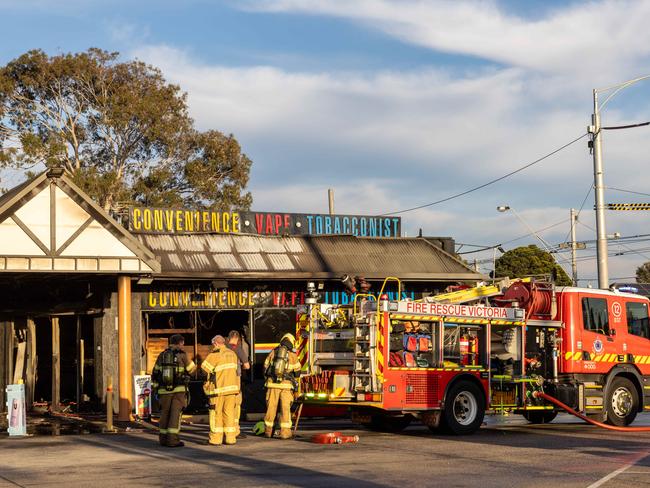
xmin=298 ymin=280 xmax=650 ymax=434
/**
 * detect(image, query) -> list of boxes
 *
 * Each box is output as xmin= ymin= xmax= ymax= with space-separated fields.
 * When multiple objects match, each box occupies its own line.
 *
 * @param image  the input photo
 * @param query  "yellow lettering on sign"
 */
xmin=133 ymin=208 xmax=142 ymax=230
xmin=223 ymin=213 xmax=230 ymax=233
xmin=176 ymin=210 xmax=183 ymax=232
xmin=193 ymin=211 xmax=201 ymax=232
xmin=232 ymin=213 xmax=240 ymax=233
xmin=159 ymin=292 xmax=168 ymax=308
xmin=211 ymin=212 xmax=220 ymax=232
xmin=148 ymin=292 xmax=157 ymax=308
xmin=202 ymin=211 xmax=209 ymax=232
xmin=248 ymin=292 xmax=255 ymax=306
xmin=170 ymin=291 xmax=179 ymax=308
xmin=143 ymin=209 xmax=152 ymax=231
xmin=228 ymin=291 xmax=237 ymax=306
xmin=154 ymin=210 xmax=163 ymax=231
xmin=165 ymin=210 xmax=174 ymax=232
xmin=181 ymin=291 xmax=190 ymax=307
xmin=184 ymin=211 xmax=194 ymax=232
xmin=219 ymin=290 xmax=225 ymax=306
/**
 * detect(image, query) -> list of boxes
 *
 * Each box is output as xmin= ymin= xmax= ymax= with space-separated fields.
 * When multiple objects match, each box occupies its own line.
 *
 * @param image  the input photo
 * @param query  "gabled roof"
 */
xmin=0 ymin=169 xmax=160 ymax=274
xmin=137 ymin=232 xmax=484 ymax=281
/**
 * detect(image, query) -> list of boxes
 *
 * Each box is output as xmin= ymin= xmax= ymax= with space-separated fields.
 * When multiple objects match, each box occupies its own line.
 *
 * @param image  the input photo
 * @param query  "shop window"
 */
xmin=626 ymin=302 xmax=650 ymax=339
xmin=253 ymin=308 xmax=296 ymax=346
xmin=581 ymin=297 xmax=609 ymax=335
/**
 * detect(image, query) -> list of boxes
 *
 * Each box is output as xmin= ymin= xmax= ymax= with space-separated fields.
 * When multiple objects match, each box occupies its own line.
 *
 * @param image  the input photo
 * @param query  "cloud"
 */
xmin=125 ymin=0 xmax=650 ymax=282
xmin=242 ymin=0 xmax=650 ymax=78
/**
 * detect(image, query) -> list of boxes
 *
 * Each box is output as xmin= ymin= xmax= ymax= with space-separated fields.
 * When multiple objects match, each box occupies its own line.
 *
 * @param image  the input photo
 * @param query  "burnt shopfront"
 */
xmin=139 ymin=284 xmax=416 ymax=381
xmin=0 ymin=172 xmax=484 ymax=418
xmin=0 ymin=170 xmax=159 ymax=419
xmin=128 ymin=230 xmax=483 ymax=413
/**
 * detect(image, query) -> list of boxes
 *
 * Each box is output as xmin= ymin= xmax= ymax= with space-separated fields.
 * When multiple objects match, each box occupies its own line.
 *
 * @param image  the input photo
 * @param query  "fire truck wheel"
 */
xmin=605 ymin=377 xmax=639 ymax=426
xmin=440 ymin=380 xmax=485 ymax=435
xmin=522 ymin=410 xmax=557 ymax=424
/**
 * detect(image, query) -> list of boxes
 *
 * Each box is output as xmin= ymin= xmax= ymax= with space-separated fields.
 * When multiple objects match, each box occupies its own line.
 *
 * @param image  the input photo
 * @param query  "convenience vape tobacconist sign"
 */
xmin=127 ymin=207 xmax=401 ymax=237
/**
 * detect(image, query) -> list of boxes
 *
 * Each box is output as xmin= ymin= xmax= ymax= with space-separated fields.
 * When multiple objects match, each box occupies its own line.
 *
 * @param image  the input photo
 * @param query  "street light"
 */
xmin=589 ymin=74 xmax=650 ymax=289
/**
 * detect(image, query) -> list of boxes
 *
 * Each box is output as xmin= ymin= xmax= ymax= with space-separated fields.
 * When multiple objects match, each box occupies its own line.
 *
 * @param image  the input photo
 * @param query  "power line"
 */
xmin=602 ymin=121 xmax=650 ymax=130
xmin=607 ymin=187 xmax=650 ymax=198
xmin=382 ymin=133 xmax=588 ymax=216
xmin=502 ymin=219 xmax=569 ymax=246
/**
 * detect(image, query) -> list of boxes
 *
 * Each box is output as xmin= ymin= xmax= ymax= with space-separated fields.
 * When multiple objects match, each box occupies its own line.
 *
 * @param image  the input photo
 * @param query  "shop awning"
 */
xmin=137 ymin=233 xmax=484 ymax=281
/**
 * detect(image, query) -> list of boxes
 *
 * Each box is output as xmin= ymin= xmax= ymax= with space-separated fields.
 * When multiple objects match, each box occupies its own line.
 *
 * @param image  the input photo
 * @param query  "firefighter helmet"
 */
xmin=280 ymin=333 xmax=295 ymax=348
xmin=252 ymin=421 xmax=266 ymax=436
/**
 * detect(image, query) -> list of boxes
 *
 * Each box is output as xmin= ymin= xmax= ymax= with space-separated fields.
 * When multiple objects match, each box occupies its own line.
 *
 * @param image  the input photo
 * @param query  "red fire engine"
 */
xmin=298 ymin=279 xmax=650 ymax=434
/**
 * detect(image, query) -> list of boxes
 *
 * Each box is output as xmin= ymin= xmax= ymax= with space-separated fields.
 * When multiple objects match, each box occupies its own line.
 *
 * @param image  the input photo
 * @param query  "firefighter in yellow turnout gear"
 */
xmin=263 ymin=333 xmax=301 ymax=439
xmin=152 ymin=334 xmax=196 ymax=447
xmin=201 ymin=335 xmax=240 ymax=445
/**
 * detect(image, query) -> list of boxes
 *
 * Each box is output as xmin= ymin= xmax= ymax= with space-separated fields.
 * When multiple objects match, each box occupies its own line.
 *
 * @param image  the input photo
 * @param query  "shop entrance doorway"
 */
xmin=33 ymin=315 xmax=96 ymax=411
xmin=144 ymin=309 xmax=252 ymax=413
xmin=144 ymin=309 xmax=252 ymax=372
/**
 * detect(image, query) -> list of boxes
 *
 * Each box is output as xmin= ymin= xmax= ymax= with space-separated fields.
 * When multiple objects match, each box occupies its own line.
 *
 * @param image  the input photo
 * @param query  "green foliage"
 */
xmin=636 ymin=262 xmax=650 ymax=283
xmin=0 ymin=48 xmax=252 ymax=210
xmin=495 ymin=245 xmax=572 ymax=286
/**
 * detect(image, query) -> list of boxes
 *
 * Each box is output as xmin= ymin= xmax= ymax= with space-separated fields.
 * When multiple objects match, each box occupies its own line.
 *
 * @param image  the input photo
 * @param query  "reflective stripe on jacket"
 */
xmin=202 ymin=347 xmax=240 ymax=396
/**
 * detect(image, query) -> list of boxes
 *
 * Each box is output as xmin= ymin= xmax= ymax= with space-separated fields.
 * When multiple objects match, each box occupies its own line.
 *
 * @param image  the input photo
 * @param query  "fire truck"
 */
xmin=297 ymin=279 xmax=650 ymax=434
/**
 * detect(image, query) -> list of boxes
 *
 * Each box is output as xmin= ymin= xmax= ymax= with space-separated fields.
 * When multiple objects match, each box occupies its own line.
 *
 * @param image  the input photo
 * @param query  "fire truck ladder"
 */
xmin=352 ymin=315 xmax=378 ymax=393
xmin=430 ymin=285 xmax=501 ymax=303
xmin=425 ymin=279 xmax=527 ymax=304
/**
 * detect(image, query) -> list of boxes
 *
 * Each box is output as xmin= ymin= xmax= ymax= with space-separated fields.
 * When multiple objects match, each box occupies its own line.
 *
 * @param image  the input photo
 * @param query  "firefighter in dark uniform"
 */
xmin=263 ymin=333 xmax=301 ymax=439
xmin=152 ymin=334 xmax=196 ymax=447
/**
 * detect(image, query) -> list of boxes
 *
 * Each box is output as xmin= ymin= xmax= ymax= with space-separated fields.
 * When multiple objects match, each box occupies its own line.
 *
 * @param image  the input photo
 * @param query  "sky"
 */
xmin=2 ymin=0 xmax=650 ymax=284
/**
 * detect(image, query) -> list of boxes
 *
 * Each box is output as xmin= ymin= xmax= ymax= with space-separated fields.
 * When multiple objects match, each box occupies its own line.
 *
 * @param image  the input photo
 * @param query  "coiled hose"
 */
xmin=533 ymin=391 xmax=650 ymax=432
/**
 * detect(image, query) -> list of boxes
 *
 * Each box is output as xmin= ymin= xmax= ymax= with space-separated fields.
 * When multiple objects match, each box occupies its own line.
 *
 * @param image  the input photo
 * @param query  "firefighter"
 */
xmin=263 ymin=333 xmax=301 ymax=439
xmin=227 ymin=330 xmax=250 ymax=437
xmin=201 ymin=335 xmax=240 ymax=445
xmin=152 ymin=334 xmax=196 ymax=447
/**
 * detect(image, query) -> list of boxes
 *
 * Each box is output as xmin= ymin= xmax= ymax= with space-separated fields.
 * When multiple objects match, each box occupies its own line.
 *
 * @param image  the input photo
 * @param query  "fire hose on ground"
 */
xmin=533 ymin=391 xmax=650 ymax=432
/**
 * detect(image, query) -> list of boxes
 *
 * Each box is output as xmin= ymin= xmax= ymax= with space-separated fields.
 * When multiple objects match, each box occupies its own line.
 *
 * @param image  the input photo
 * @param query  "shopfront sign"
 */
xmin=127 ymin=206 xmax=401 ymax=237
xmin=142 ymin=288 xmax=416 ymax=310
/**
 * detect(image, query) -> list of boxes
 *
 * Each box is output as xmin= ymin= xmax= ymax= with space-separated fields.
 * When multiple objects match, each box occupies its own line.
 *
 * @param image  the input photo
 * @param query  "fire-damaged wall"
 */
xmin=95 ymin=291 xmax=145 ymax=413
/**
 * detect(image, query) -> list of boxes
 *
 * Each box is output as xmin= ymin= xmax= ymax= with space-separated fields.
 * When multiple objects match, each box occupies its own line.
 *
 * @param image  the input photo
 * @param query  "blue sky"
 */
xmin=2 ymin=0 xmax=650 ymax=284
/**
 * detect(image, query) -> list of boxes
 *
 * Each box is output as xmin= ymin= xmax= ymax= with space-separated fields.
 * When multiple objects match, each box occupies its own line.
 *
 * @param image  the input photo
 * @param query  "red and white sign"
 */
xmin=611 ymin=302 xmax=622 ymax=318
xmin=398 ymin=301 xmax=520 ymax=320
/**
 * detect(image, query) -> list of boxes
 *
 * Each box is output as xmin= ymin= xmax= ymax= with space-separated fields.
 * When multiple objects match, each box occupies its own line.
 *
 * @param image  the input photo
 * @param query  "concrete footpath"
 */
xmin=1 ymin=415 xmax=650 ymax=488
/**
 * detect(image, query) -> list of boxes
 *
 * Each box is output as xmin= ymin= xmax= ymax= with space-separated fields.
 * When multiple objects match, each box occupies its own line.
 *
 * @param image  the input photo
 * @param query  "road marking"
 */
xmin=0 ymin=474 xmax=25 ymax=488
xmin=586 ymin=450 xmax=650 ymax=488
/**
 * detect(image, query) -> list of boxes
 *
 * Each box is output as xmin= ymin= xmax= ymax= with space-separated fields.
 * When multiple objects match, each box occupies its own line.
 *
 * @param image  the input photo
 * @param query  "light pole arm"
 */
xmin=597 ymin=74 xmax=650 ymax=112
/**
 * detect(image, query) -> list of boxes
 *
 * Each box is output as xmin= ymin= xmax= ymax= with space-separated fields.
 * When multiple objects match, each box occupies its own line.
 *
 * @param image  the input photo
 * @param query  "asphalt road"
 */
xmin=1 ymin=414 xmax=649 ymax=488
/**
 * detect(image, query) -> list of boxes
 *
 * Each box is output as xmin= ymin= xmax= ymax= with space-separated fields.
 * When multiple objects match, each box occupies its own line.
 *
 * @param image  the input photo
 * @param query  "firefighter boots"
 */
xmin=280 ymin=428 xmax=293 ymax=440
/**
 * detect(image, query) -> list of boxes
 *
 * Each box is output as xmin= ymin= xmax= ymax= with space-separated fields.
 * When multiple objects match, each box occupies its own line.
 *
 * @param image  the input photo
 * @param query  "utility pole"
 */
xmin=328 ymin=189 xmax=335 ymax=215
xmin=590 ymin=90 xmax=609 ymax=289
xmin=570 ymin=208 xmax=578 ymax=286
